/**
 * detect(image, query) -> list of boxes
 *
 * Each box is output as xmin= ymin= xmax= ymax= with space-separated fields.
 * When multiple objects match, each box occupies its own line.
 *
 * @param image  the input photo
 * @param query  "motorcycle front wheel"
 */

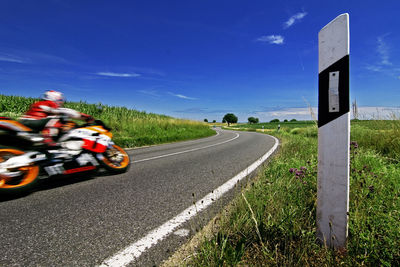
xmin=99 ymin=145 xmax=130 ymax=174
xmin=0 ymin=149 xmax=40 ymax=194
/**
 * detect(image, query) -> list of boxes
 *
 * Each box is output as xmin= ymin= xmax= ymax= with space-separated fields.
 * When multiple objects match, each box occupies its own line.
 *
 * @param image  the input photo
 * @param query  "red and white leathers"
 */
xmin=20 ymin=100 xmax=93 ymax=146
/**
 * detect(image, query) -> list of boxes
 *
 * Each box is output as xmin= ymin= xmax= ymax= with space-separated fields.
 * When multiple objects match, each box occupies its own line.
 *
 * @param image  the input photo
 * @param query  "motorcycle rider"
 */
xmin=19 ymin=90 xmax=94 ymax=147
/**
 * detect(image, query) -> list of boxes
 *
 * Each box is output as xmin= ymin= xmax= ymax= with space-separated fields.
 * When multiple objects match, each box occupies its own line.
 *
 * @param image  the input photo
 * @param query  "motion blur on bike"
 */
xmin=0 ymin=90 xmax=130 ymax=195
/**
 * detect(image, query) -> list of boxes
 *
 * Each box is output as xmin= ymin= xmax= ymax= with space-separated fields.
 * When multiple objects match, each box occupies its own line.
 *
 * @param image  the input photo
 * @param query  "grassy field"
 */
xmin=0 ymin=94 xmax=215 ymax=147
xmin=174 ymin=120 xmax=400 ymax=266
xmin=227 ymin=119 xmax=400 ymax=159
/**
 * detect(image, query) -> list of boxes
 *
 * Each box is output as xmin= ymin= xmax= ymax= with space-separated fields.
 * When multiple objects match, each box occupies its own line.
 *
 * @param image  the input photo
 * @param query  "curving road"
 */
xmin=0 ymin=129 xmax=278 ymax=266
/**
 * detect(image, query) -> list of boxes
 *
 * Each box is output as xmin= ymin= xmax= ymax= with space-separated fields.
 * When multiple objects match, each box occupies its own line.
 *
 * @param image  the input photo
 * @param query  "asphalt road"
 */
xmin=0 ymin=129 xmax=278 ymax=267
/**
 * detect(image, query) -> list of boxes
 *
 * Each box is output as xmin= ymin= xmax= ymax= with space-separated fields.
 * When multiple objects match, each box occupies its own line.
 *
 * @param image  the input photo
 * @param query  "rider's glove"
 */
xmin=81 ymin=113 xmax=94 ymax=123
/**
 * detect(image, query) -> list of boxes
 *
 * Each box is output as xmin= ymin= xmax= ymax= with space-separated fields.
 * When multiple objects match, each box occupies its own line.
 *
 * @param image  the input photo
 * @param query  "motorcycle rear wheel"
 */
xmin=99 ymin=145 xmax=130 ymax=174
xmin=0 ymin=149 xmax=40 ymax=194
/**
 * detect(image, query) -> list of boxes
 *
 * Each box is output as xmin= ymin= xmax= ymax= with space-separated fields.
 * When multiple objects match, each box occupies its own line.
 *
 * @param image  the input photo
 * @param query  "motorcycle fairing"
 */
xmin=0 ymin=119 xmax=32 ymax=132
xmin=41 ymin=151 xmax=100 ymax=177
xmin=58 ymin=127 xmax=112 ymax=153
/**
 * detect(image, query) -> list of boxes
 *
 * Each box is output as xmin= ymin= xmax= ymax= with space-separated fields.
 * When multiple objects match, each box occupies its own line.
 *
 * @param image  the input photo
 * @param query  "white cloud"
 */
xmin=255 ymin=106 xmax=400 ymax=121
xmin=356 ymin=106 xmax=400 ymax=119
xmin=0 ymin=53 xmax=28 ymax=63
xmin=256 ymin=107 xmax=315 ymax=121
xmin=137 ymin=89 xmax=160 ymax=97
xmin=0 ymin=49 xmax=73 ymax=66
xmin=96 ymin=72 xmax=141 ymax=77
xmin=365 ymin=34 xmax=399 ymax=79
xmin=365 ymin=64 xmax=383 ymax=72
xmin=256 ymin=35 xmax=284 ymax=45
xmin=284 ymin=12 xmax=307 ymax=29
xmin=377 ymin=35 xmax=392 ymax=66
xmin=168 ymin=92 xmax=197 ymax=100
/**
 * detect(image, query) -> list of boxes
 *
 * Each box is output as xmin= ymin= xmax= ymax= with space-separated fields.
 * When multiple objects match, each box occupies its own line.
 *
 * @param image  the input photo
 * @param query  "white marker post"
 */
xmin=317 ymin=13 xmax=350 ymax=248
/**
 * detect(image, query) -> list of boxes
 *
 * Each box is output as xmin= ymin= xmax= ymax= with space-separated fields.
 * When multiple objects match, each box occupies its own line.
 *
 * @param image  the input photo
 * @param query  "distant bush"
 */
xmin=270 ymin=119 xmax=280 ymax=123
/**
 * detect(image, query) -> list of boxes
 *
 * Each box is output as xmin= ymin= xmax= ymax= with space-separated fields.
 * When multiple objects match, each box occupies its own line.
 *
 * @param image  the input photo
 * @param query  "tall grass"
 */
xmin=184 ymin=121 xmax=400 ymax=266
xmin=0 ymin=94 xmax=215 ymax=147
xmin=231 ymin=119 xmax=400 ymax=159
xmin=351 ymin=120 xmax=400 ymax=159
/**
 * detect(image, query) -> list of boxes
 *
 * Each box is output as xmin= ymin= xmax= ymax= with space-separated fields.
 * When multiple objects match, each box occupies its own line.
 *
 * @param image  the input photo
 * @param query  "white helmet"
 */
xmin=42 ymin=90 xmax=65 ymax=105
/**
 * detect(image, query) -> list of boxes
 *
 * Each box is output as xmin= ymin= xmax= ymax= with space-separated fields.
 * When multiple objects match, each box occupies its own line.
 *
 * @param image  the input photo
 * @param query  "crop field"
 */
xmin=172 ymin=120 xmax=400 ymax=266
xmin=0 ymin=94 xmax=215 ymax=147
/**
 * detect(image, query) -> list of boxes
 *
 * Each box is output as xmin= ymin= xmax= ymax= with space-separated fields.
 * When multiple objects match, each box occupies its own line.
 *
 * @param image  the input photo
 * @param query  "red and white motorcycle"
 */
xmin=0 ymin=116 xmax=130 ymax=194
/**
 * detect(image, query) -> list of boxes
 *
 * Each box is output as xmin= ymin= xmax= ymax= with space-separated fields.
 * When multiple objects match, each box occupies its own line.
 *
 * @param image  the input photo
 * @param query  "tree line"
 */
xmin=204 ymin=113 xmax=298 ymax=126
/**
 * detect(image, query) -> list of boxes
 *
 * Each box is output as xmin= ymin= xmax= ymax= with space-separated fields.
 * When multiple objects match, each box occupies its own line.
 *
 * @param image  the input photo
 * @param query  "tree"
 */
xmin=290 ymin=119 xmax=297 ymax=122
xmin=284 ymin=119 xmax=288 ymax=122
xmin=270 ymin=119 xmax=280 ymax=123
xmin=248 ymin=117 xmax=258 ymax=124
xmin=204 ymin=119 xmax=208 ymax=122
xmin=212 ymin=120 xmax=216 ymax=123
xmin=223 ymin=113 xmax=238 ymax=126
xmin=247 ymin=117 xmax=256 ymax=124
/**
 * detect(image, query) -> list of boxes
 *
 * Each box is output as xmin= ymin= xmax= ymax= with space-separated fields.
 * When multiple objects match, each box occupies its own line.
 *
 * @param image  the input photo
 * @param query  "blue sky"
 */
xmin=0 ymin=0 xmax=399 ymax=122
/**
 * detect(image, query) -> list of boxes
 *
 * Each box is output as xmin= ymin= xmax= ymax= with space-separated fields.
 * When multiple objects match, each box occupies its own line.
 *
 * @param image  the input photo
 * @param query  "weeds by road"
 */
xmin=181 ymin=121 xmax=400 ymax=266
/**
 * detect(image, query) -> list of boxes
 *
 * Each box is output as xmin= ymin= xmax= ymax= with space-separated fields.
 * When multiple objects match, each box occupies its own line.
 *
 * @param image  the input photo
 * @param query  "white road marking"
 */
xmin=99 ymin=135 xmax=279 ymax=267
xmin=132 ymin=131 xmax=239 ymax=164
xmin=173 ymin=228 xmax=190 ymax=237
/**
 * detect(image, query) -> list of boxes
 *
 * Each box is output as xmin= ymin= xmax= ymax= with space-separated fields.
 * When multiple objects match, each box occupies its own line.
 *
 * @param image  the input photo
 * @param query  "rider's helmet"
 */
xmin=42 ymin=90 xmax=65 ymax=106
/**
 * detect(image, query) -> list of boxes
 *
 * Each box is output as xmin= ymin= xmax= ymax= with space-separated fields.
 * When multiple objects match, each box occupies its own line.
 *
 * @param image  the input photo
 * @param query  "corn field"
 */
xmin=0 ymin=94 xmax=215 ymax=147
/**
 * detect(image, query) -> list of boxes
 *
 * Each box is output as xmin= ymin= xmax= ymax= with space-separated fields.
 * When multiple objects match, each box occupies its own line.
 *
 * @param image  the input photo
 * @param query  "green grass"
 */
xmin=351 ymin=120 xmax=400 ymax=160
xmin=230 ymin=120 xmax=400 ymax=159
xmin=185 ymin=120 xmax=400 ymax=266
xmin=0 ymin=94 xmax=215 ymax=147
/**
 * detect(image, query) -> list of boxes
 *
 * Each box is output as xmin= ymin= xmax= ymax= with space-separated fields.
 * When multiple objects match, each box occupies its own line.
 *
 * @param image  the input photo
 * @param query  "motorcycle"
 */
xmin=0 ymin=116 xmax=130 ymax=194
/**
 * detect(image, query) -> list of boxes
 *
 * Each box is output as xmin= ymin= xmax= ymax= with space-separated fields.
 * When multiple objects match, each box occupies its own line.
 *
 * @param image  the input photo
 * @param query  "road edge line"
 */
xmin=99 ymin=134 xmax=279 ymax=267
